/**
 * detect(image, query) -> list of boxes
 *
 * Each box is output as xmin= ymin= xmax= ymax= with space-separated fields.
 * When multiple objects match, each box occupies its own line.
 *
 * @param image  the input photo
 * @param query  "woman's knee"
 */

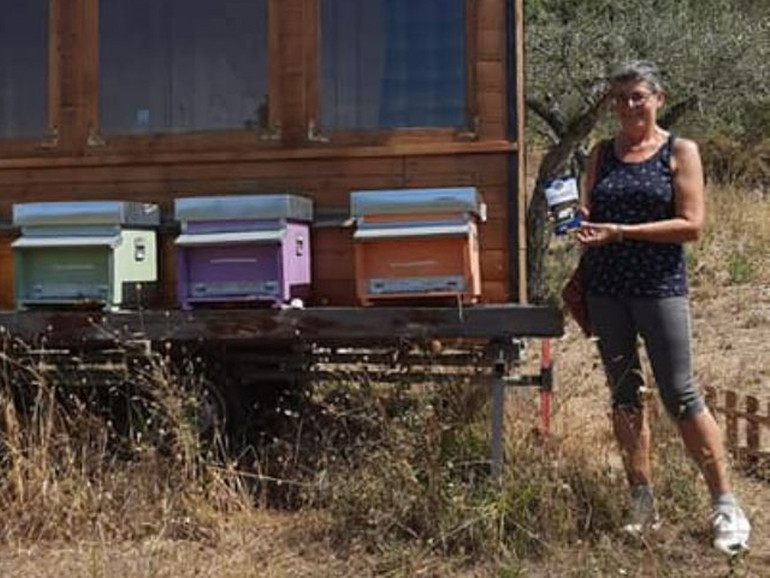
xmin=610 ymin=378 xmax=646 ymax=410
xmin=660 ymin=387 xmax=705 ymax=420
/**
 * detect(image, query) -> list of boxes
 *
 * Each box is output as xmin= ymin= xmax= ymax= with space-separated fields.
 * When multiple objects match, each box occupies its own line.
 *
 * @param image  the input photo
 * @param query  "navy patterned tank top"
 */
xmin=585 ymin=135 xmax=688 ymax=297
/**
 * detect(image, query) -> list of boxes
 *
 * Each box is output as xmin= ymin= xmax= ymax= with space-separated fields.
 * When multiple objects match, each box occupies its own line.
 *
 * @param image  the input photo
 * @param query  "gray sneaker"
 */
xmin=622 ymin=485 xmax=661 ymax=537
xmin=712 ymin=503 xmax=750 ymax=556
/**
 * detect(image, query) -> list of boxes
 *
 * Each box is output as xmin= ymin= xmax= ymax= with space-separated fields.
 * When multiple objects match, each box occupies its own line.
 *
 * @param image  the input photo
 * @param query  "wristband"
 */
xmin=616 ymin=224 xmax=625 ymax=242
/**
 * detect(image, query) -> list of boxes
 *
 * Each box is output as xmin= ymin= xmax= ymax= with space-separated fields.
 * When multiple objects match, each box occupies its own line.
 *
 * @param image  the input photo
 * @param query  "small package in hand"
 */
xmin=544 ymin=176 xmax=582 ymax=235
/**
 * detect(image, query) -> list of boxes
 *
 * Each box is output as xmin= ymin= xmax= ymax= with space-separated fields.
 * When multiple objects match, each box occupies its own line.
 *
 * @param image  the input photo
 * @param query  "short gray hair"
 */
xmin=609 ymin=60 xmax=664 ymax=93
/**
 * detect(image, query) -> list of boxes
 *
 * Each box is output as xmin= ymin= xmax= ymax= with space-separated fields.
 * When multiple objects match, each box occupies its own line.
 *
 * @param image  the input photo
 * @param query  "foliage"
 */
xmin=525 ymin=0 xmax=769 ymax=140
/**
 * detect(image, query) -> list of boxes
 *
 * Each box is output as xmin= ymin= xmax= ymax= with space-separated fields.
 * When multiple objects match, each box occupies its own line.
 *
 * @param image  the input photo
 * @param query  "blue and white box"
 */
xmin=544 ymin=176 xmax=582 ymax=235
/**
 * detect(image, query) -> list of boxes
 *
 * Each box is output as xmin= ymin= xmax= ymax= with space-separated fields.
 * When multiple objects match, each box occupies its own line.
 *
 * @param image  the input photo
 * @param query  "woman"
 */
xmin=577 ymin=60 xmax=750 ymax=555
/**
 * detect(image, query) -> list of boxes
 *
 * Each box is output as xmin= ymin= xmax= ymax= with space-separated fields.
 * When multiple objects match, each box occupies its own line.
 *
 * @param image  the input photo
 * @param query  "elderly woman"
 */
xmin=577 ymin=60 xmax=750 ymax=555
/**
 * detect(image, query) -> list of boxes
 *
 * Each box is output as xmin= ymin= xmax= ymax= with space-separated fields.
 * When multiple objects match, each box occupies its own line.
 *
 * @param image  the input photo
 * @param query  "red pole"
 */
xmin=539 ymin=338 xmax=553 ymax=436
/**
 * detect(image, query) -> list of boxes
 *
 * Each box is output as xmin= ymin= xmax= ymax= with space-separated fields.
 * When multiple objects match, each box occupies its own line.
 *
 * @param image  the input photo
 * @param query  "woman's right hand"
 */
xmin=577 ymin=222 xmax=622 ymax=247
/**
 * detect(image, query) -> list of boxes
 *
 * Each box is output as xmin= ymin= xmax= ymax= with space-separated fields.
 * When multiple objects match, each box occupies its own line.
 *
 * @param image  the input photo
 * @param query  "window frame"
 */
xmin=83 ymin=0 xmax=283 ymax=155
xmin=0 ymin=0 xmax=61 ymax=156
xmin=0 ymin=0 xmax=496 ymax=160
xmin=305 ymin=0 xmax=479 ymax=146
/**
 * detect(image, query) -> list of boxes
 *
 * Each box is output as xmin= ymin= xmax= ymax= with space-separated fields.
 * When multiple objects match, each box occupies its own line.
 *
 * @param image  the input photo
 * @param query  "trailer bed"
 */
xmin=0 ymin=305 xmax=562 ymax=346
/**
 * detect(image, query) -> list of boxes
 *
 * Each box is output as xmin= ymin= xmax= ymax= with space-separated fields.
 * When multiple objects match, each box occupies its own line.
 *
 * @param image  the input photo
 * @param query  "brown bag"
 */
xmin=561 ymin=255 xmax=592 ymax=337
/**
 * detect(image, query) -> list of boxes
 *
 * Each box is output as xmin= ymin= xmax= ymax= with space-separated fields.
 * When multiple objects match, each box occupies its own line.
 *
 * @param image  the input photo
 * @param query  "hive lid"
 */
xmin=13 ymin=201 xmax=160 ymax=227
xmin=353 ymin=221 xmax=472 ymax=240
xmin=175 ymin=229 xmax=286 ymax=246
xmin=175 ymin=194 xmax=313 ymax=223
xmin=350 ymin=187 xmax=483 ymax=218
xmin=12 ymin=235 xmax=122 ymax=249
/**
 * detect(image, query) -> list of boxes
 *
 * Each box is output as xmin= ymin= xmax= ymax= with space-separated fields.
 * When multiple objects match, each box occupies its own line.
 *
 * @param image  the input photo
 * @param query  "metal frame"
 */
xmin=0 ymin=304 xmax=562 ymax=483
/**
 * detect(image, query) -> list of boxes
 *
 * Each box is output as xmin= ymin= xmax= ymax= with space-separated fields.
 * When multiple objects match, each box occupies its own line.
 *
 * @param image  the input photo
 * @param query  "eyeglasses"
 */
xmin=611 ymin=90 xmax=656 ymax=108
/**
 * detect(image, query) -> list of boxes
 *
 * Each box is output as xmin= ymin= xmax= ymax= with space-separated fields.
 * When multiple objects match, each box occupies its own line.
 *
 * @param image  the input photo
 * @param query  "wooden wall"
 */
xmin=0 ymin=0 xmax=524 ymax=310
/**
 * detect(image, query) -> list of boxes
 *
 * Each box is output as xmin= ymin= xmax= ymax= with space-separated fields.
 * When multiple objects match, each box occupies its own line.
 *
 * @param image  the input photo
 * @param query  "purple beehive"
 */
xmin=174 ymin=195 xmax=313 ymax=309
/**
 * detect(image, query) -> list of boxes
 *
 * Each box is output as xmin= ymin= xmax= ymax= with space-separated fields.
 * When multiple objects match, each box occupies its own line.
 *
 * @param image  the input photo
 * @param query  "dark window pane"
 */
xmin=0 ymin=0 xmax=48 ymax=140
xmin=99 ymin=0 xmax=268 ymax=134
xmin=321 ymin=0 xmax=466 ymax=131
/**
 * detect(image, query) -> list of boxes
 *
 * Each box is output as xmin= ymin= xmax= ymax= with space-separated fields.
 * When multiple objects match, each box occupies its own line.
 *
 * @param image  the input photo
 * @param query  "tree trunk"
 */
xmin=526 ymin=92 xmax=609 ymax=302
xmin=659 ymin=95 xmax=699 ymax=130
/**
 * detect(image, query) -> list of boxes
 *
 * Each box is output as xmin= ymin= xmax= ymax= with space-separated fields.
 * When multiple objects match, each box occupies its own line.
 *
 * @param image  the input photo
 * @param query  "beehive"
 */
xmin=12 ymin=201 xmax=160 ymax=309
xmin=351 ymin=187 xmax=485 ymax=306
xmin=174 ymin=194 xmax=313 ymax=308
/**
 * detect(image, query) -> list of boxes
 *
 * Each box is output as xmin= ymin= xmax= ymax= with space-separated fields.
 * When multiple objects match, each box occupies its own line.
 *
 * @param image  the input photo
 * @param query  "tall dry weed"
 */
xmin=700 ymin=135 xmax=769 ymax=189
xmin=689 ymin=184 xmax=770 ymax=290
xmin=0 ymin=325 xmax=713 ymax=566
xmin=282 ymin=362 xmax=712 ymax=566
xmin=0 ymin=339 xmax=250 ymax=545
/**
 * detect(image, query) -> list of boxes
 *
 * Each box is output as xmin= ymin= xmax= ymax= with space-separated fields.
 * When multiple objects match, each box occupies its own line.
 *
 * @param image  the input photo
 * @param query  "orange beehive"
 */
xmin=350 ymin=188 xmax=485 ymax=306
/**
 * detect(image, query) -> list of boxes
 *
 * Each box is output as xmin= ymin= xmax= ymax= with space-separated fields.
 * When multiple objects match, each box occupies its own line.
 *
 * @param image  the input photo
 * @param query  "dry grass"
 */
xmin=690 ymin=184 xmax=770 ymax=290
xmin=0 ymin=345 xmax=252 ymax=546
xmin=0 ymin=185 xmax=768 ymax=577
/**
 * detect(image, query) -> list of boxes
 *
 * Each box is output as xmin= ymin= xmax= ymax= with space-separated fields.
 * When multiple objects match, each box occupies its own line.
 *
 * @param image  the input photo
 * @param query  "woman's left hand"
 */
xmin=577 ymin=222 xmax=622 ymax=247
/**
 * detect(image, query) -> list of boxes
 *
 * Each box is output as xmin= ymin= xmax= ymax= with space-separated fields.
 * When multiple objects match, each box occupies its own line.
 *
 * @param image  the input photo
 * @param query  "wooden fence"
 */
xmin=704 ymin=386 xmax=770 ymax=480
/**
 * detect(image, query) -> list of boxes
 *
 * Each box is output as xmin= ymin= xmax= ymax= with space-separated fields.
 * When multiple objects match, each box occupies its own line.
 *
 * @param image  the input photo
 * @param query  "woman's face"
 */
xmin=610 ymin=79 xmax=664 ymax=132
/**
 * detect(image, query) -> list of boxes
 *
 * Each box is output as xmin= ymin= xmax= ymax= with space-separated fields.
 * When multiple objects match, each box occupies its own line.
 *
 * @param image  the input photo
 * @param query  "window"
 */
xmin=320 ymin=0 xmax=467 ymax=131
xmin=99 ymin=0 xmax=269 ymax=135
xmin=0 ymin=0 xmax=49 ymax=139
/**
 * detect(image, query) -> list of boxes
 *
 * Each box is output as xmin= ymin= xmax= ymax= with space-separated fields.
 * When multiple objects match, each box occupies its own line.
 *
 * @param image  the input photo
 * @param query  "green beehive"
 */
xmin=12 ymin=201 xmax=160 ymax=309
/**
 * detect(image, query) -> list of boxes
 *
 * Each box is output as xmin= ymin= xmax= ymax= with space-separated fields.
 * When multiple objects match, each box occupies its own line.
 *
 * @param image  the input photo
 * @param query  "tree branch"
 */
xmin=660 ymin=95 xmax=699 ymax=129
xmin=526 ymin=89 xmax=610 ymax=302
xmin=536 ymin=90 xmax=610 ymax=181
xmin=526 ymin=97 xmax=567 ymax=137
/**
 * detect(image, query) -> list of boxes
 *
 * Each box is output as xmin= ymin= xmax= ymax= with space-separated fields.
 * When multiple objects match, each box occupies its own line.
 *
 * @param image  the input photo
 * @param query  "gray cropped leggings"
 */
xmin=586 ymin=295 xmax=705 ymax=420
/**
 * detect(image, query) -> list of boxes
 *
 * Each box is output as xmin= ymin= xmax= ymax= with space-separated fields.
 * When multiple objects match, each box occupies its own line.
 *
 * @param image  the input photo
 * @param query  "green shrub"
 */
xmin=727 ymin=250 xmax=757 ymax=285
xmin=699 ymin=133 xmax=770 ymax=188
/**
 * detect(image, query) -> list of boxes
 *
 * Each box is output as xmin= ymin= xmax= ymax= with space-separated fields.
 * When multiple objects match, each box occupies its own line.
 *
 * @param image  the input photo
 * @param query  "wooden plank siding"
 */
xmin=0 ymin=0 xmax=523 ymax=310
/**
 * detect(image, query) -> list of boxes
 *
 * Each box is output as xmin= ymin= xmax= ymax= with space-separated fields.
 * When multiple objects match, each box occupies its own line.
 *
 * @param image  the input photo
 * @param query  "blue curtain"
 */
xmin=321 ymin=0 xmax=466 ymax=131
xmin=0 ymin=0 xmax=48 ymax=139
